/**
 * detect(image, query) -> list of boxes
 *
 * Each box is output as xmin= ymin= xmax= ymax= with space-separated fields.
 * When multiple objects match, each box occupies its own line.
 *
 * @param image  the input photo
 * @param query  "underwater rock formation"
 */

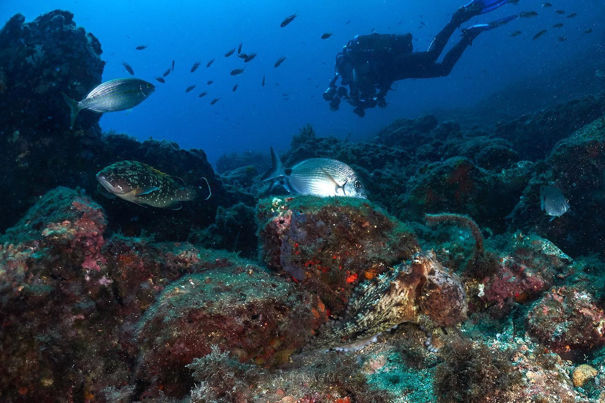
xmin=0 ymin=187 xmax=122 ymax=401
xmin=257 ymin=195 xmax=419 ymax=315
xmin=493 ymin=93 xmax=605 ymax=160
xmin=0 ymin=10 xmax=104 ymax=133
xmin=527 ymin=287 xmax=605 ymax=359
xmin=474 ymin=232 xmax=570 ymax=317
xmin=0 ymin=186 xmax=261 ymax=401
xmin=135 ymin=265 xmax=328 ymax=398
xmin=402 ymin=156 xmax=529 ymax=232
xmin=509 ymin=114 xmax=605 ymax=256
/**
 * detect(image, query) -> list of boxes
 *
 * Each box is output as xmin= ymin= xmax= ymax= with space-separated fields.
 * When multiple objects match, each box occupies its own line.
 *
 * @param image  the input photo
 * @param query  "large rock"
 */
xmin=0 ymin=186 xmax=254 ymax=401
xmin=0 ymin=10 xmax=104 ymax=132
xmin=508 ymin=115 xmax=605 ymax=256
xmin=257 ymin=196 xmax=420 ymax=315
xmin=492 ymin=94 xmax=605 ymax=160
xmin=401 ymin=157 xmax=530 ymax=232
xmin=134 ymin=266 xmax=328 ymax=398
xmin=527 ymin=287 xmax=605 ymax=360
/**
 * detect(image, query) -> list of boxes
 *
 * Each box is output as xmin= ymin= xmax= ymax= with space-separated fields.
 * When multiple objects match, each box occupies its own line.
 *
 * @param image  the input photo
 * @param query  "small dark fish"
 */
xmin=520 ymin=11 xmax=538 ymax=18
xmin=542 ymin=2 xmax=552 ymax=7
xmin=190 ymin=62 xmax=200 ymax=73
xmin=198 ymin=92 xmax=207 ymax=98
xmin=225 ymin=48 xmax=236 ymax=57
xmin=96 ymin=160 xmax=201 ymax=209
xmin=555 ymin=9 xmax=565 ymax=14
xmin=207 ymin=80 xmax=214 ymax=85
xmin=243 ymin=53 xmax=256 ymax=63
xmin=321 ymin=33 xmax=332 ymax=39
xmin=210 ymin=98 xmax=220 ymax=105
xmin=230 ymin=68 xmax=244 ymax=76
xmin=585 ymin=28 xmax=593 ymax=33
xmin=566 ymin=12 xmax=577 ymax=18
xmin=510 ymin=30 xmax=522 ymax=37
xmin=155 ymin=77 xmax=166 ymax=83
xmin=206 ymin=59 xmax=215 ymax=68
xmin=171 ymin=60 xmax=175 ymax=72
xmin=533 ymin=29 xmax=547 ymax=40
xmin=122 ymin=62 xmax=135 ymax=75
xmin=261 ymin=75 xmax=266 ymax=87
xmin=274 ymin=56 xmax=286 ymax=68
xmin=553 ymin=23 xmax=563 ymax=28
xmin=232 ymin=84 xmax=238 ymax=92
xmin=185 ymin=85 xmax=196 ymax=93
xmin=135 ymin=45 xmax=147 ymax=50
xmin=540 ymin=185 xmax=569 ymax=220
xmin=162 ymin=68 xmax=171 ymax=77
xmin=558 ymin=36 xmax=567 ymax=42
xmin=280 ymin=14 xmax=296 ymax=28
xmin=237 ymin=42 xmax=243 ymax=54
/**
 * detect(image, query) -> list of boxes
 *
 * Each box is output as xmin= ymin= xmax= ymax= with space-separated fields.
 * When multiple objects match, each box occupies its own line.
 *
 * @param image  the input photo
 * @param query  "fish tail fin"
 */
xmin=262 ymin=147 xmax=285 ymax=181
xmin=199 ymin=177 xmax=212 ymax=200
xmin=62 ymin=92 xmax=81 ymax=129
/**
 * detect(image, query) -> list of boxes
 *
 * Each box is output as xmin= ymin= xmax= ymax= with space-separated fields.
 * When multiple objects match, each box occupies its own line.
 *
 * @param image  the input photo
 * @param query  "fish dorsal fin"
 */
xmin=322 ymin=169 xmax=346 ymax=195
xmin=262 ymin=147 xmax=286 ymax=181
xmin=137 ymin=186 xmax=160 ymax=196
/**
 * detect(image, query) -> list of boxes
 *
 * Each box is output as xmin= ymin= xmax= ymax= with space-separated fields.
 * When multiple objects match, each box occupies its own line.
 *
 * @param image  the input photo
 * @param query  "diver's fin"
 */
xmin=262 ymin=147 xmax=286 ymax=181
xmin=464 ymin=0 xmax=509 ymax=14
xmin=462 ymin=14 xmax=518 ymax=40
xmin=138 ymin=186 xmax=160 ymax=196
xmin=62 ymin=92 xmax=81 ymax=130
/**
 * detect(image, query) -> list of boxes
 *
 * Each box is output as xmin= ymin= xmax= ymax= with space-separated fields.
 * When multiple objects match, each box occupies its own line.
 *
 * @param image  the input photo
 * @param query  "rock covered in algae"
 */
xmin=0 ymin=10 xmax=104 ymax=132
xmin=508 ymin=114 xmax=605 ymax=256
xmin=135 ymin=264 xmax=328 ymax=398
xmin=0 ymin=187 xmax=121 ymax=401
xmin=0 ymin=186 xmax=269 ymax=401
xmin=470 ymin=231 xmax=569 ymax=317
xmin=319 ymin=251 xmax=466 ymax=347
xmin=257 ymin=195 xmax=419 ymax=316
xmin=527 ymin=287 xmax=605 ymax=359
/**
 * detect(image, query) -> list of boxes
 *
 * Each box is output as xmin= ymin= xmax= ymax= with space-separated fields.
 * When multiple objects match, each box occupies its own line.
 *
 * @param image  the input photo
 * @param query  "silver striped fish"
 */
xmin=63 ymin=78 xmax=155 ymax=128
xmin=263 ymin=147 xmax=367 ymax=198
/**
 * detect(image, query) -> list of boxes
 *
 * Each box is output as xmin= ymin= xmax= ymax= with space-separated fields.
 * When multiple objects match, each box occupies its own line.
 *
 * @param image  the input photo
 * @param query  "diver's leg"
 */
xmin=431 ymin=14 xmax=518 ymax=77
xmin=426 ymin=0 xmax=509 ymax=60
xmin=425 ymin=6 xmax=477 ymax=61
xmin=431 ymin=37 xmax=473 ymax=76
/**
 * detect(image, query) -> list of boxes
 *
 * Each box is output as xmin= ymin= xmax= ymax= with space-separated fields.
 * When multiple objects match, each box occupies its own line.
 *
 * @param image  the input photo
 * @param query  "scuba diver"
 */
xmin=323 ymin=0 xmax=518 ymax=117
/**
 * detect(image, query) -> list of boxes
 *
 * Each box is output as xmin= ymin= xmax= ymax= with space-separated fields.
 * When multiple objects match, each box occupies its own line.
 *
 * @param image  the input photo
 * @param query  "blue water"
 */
xmin=1 ymin=0 xmax=604 ymax=164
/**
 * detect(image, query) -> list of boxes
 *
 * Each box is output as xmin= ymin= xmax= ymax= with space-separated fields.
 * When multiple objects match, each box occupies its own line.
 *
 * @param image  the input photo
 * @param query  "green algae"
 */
xmin=366 ymin=351 xmax=436 ymax=403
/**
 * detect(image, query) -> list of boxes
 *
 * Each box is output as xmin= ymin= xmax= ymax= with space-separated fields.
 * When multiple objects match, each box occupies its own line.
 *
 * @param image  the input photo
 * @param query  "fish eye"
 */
xmin=354 ymin=180 xmax=362 ymax=189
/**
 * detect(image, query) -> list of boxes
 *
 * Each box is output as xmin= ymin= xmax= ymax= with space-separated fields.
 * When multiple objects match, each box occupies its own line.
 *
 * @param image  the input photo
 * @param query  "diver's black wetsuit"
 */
xmin=324 ymin=4 xmax=501 ymax=116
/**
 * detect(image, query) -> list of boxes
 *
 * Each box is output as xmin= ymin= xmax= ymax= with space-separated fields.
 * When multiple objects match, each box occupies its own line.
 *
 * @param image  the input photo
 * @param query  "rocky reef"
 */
xmin=1 ymin=9 xmax=605 ymax=403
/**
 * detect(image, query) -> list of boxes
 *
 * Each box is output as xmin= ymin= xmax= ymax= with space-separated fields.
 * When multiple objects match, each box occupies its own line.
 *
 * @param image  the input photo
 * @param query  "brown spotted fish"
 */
xmin=96 ymin=160 xmax=209 ymax=209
